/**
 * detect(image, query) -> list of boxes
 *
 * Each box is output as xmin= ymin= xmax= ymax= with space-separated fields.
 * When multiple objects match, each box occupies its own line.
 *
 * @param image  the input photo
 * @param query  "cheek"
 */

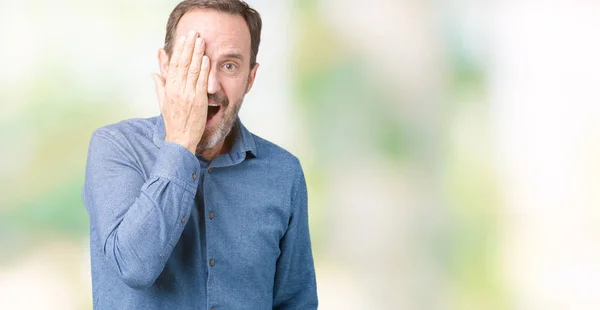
xmin=221 ymin=75 xmax=250 ymax=100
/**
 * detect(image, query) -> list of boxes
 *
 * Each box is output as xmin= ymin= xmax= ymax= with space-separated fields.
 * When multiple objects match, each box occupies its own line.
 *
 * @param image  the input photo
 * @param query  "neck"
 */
xmin=197 ymin=128 xmax=236 ymax=161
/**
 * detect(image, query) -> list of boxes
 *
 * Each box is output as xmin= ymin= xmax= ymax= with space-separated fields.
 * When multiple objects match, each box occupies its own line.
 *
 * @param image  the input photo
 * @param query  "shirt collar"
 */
xmin=229 ymin=117 xmax=258 ymax=159
xmin=152 ymin=115 xmax=257 ymax=160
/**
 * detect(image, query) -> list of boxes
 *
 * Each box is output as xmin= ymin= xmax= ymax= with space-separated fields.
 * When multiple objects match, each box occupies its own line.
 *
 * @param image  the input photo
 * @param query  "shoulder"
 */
xmin=92 ymin=116 xmax=159 ymax=141
xmin=250 ymin=134 xmax=308 ymax=211
xmin=87 ymin=116 xmax=161 ymax=160
xmin=250 ymin=135 xmax=309 ymax=216
xmin=252 ymin=133 xmax=303 ymax=176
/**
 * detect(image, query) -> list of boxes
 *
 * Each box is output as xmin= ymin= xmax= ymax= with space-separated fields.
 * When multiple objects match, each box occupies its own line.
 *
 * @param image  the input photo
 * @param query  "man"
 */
xmin=82 ymin=1 xmax=318 ymax=309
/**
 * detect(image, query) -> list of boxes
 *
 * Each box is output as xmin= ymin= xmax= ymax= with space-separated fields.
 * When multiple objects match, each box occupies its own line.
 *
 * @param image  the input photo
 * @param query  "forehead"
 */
xmin=176 ymin=9 xmax=251 ymax=57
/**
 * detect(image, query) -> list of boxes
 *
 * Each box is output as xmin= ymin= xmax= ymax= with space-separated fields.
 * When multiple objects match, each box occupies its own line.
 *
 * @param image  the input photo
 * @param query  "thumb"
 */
xmin=152 ymin=73 xmax=166 ymax=112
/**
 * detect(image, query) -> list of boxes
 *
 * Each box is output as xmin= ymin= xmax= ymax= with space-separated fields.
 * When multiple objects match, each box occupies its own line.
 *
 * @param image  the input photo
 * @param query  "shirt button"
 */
xmin=211 ymin=308 xmax=215 ymax=310
xmin=181 ymin=217 xmax=186 ymax=223
xmin=192 ymin=172 xmax=197 ymax=180
xmin=208 ymin=168 xmax=213 ymax=173
xmin=209 ymin=259 xmax=215 ymax=267
xmin=208 ymin=212 xmax=215 ymax=219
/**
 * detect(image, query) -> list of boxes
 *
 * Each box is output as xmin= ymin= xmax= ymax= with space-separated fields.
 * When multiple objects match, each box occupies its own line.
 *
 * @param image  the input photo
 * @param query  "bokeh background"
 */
xmin=1 ymin=0 xmax=600 ymax=309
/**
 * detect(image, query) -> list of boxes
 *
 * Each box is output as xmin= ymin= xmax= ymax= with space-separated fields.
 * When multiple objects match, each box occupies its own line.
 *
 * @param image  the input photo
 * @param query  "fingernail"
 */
xmin=179 ymin=36 xmax=186 ymax=43
xmin=188 ymin=30 xmax=197 ymax=37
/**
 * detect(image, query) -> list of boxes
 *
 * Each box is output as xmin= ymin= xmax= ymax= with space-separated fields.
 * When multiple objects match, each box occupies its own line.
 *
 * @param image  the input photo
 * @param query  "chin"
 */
xmin=199 ymin=124 xmax=227 ymax=150
xmin=199 ymin=133 xmax=221 ymax=150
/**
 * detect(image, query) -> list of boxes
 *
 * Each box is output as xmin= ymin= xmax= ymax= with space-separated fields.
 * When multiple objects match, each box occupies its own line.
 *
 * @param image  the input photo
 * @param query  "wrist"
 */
xmin=165 ymin=135 xmax=197 ymax=154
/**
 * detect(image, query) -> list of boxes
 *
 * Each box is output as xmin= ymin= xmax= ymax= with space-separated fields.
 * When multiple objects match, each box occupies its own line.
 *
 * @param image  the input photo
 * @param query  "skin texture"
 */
xmin=153 ymin=9 xmax=259 ymax=160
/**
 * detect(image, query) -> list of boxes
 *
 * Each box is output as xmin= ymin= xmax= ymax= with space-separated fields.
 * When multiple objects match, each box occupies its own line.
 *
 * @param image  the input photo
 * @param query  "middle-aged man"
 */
xmin=82 ymin=0 xmax=318 ymax=309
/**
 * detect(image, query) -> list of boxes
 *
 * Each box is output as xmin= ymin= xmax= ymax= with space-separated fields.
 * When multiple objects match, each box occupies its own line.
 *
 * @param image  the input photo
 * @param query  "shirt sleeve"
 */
xmin=272 ymin=163 xmax=318 ymax=309
xmin=83 ymin=128 xmax=201 ymax=289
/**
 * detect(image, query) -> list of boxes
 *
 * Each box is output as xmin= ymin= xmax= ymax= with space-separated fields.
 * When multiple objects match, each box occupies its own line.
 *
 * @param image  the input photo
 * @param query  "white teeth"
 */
xmin=208 ymin=104 xmax=219 ymax=107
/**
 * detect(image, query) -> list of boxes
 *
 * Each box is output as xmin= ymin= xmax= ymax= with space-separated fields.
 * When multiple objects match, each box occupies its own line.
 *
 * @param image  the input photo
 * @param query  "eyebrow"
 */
xmin=220 ymin=52 xmax=244 ymax=62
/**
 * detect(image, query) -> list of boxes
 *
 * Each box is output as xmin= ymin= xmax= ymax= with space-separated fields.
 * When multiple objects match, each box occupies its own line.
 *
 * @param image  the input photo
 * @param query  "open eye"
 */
xmin=223 ymin=63 xmax=238 ymax=71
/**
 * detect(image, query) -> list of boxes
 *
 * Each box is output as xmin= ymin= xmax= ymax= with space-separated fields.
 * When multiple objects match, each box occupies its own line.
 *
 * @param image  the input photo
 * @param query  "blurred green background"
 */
xmin=1 ymin=0 xmax=600 ymax=309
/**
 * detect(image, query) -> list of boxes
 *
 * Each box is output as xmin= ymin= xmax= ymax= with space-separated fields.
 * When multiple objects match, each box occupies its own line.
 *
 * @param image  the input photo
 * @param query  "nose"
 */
xmin=207 ymin=64 xmax=221 ymax=95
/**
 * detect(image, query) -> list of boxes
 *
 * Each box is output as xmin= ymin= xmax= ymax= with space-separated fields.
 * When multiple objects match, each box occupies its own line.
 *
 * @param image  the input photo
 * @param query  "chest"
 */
xmin=188 ymin=163 xmax=291 ymax=274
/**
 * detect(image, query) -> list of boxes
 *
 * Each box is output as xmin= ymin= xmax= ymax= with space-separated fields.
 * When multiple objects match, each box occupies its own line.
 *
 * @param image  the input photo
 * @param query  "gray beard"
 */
xmin=197 ymin=98 xmax=243 ymax=150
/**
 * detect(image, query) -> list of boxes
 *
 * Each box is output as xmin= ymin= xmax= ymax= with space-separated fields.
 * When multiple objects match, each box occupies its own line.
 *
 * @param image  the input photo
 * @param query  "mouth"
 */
xmin=207 ymin=103 xmax=221 ymax=124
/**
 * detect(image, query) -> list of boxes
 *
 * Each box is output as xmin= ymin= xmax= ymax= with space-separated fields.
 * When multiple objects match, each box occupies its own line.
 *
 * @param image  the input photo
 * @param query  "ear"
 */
xmin=245 ymin=63 xmax=259 ymax=94
xmin=158 ymin=48 xmax=170 ymax=77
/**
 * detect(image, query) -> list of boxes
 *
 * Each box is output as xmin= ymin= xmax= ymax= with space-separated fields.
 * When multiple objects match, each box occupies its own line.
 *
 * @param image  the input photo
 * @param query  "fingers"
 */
xmin=185 ymin=37 xmax=205 ymax=93
xmin=196 ymin=55 xmax=210 ymax=95
xmin=175 ymin=31 xmax=198 ymax=88
xmin=167 ymin=35 xmax=186 ymax=81
xmin=152 ymin=73 xmax=166 ymax=112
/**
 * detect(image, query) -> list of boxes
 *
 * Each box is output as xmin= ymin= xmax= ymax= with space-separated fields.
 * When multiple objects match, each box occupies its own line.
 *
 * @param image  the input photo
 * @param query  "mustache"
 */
xmin=207 ymin=93 xmax=229 ymax=107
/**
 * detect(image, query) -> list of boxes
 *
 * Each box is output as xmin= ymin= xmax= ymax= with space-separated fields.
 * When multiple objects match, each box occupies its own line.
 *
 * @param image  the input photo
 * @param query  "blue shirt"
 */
xmin=83 ymin=116 xmax=317 ymax=309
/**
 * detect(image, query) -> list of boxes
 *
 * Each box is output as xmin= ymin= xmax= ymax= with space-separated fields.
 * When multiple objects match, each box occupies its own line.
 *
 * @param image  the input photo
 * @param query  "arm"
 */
xmin=83 ymin=129 xmax=200 ymax=289
xmin=273 ymin=166 xmax=318 ymax=309
xmin=83 ymin=30 xmax=210 ymax=289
